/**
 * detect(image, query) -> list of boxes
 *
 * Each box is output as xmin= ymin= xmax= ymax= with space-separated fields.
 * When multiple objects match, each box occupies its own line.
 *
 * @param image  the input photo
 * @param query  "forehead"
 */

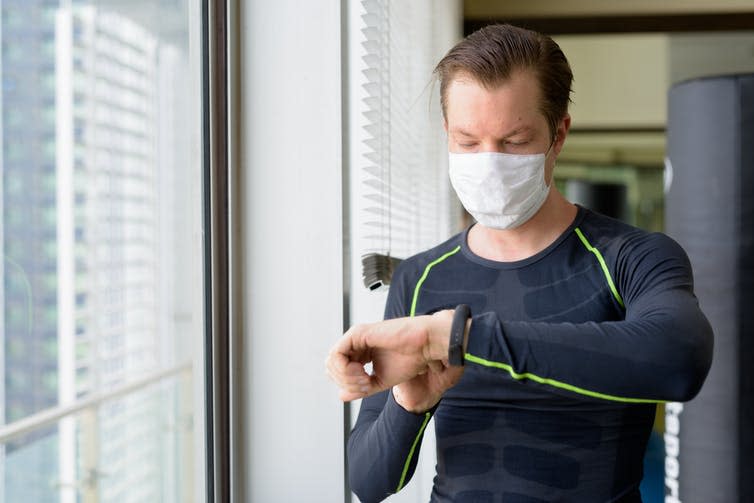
xmin=444 ymin=70 xmax=547 ymax=133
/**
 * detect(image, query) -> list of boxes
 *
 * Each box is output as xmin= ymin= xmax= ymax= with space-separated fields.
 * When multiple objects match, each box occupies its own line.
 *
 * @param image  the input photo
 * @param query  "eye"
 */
xmin=458 ymin=142 xmax=477 ymax=149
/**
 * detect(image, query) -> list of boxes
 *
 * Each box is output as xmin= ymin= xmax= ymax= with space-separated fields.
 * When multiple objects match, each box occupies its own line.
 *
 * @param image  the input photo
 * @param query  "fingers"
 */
xmin=426 ymin=359 xmax=444 ymax=373
xmin=327 ymin=316 xmax=444 ymax=403
xmin=339 ymin=388 xmax=371 ymax=402
xmin=326 ymin=342 xmax=375 ymax=400
xmin=436 ymin=363 xmax=465 ymax=390
xmin=326 ymin=351 xmax=366 ymax=384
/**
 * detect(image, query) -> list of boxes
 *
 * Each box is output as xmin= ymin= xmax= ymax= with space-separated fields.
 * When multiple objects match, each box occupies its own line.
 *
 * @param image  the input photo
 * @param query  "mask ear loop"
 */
xmin=544 ymin=134 xmax=558 ymax=158
xmin=543 ymin=133 xmax=559 ymax=188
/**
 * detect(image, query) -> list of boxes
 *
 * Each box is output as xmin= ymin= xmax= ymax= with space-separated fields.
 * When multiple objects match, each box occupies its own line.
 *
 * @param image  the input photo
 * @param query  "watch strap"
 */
xmin=448 ymin=304 xmax=470 ymax=366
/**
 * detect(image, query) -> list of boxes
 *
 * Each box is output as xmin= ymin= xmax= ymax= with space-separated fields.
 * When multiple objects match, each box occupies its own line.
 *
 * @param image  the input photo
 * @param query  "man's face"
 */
xmin=443 ymin=70 xmax=570 ymax=185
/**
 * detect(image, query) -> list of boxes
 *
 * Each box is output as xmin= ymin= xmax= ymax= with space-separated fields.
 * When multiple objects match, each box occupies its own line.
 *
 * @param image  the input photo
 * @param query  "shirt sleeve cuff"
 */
xmin=466 ymin=311 xmax=495 ymax=360
xmin=384 ymin=388 xmax=439 ymax=422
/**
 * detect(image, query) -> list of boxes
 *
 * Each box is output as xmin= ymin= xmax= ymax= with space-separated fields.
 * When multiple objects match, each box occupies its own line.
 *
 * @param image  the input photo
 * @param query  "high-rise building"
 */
xmin=2 ymin=1 xmax=193 ymax=501
xmin=2 ymin=0 xmax=62 ymax=500
xmin=58 ymin=5 xmax=163 ymax=501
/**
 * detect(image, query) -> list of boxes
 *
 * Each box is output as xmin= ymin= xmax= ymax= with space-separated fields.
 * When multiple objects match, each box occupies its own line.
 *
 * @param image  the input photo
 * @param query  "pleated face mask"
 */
xmin=448 ymin=151 xmax=550 ymax=230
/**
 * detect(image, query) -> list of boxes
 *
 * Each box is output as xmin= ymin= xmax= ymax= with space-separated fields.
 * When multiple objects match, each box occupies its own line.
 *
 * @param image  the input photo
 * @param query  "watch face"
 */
xmin=448 ymin=343 xmax=465 ymax=366
xmin=449 ymin=304 xmax=470 ymax=366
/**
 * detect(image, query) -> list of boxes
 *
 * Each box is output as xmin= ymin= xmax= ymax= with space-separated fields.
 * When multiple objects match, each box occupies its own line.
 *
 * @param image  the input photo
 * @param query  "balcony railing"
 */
xmin=0 ymin=361 xmax=193 ymax=502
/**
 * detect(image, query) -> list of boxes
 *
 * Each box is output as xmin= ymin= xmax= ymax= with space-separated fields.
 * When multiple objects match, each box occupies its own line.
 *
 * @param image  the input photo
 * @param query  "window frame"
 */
xmin=202 ymin=0 xmax=231 ymax=501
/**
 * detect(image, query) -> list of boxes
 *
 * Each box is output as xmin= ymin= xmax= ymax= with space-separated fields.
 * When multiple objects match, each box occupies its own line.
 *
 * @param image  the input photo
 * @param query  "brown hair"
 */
xmin=434 ymin=24 xmax=573 ymax=139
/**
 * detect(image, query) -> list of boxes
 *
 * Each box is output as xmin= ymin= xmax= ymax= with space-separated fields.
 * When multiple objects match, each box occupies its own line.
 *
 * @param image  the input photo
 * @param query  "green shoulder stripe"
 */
xmin=574 ymin=227 xmax=625 ymax=308
xmin=409 ymin=245 xmax=461 ymax=317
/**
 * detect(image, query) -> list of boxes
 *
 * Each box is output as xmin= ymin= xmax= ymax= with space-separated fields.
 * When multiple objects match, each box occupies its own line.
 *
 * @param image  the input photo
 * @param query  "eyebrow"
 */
xmin=450 ymin=126 xmax=533 ymax=139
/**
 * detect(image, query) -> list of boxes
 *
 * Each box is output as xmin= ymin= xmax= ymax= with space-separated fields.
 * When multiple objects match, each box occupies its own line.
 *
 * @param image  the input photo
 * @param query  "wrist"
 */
xmin=428 ymin=310 xmax=454 ymax=361
xmin=427 ymin=308 xmax=472 ymax=362
xmin=448 ymin=305 xmax=471 ymax=366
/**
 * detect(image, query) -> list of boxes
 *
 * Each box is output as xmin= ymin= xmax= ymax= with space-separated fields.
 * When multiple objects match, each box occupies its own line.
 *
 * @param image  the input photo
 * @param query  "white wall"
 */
xmin=554 ymin=34 xmax=670 ymax=129
xmin=238 ymin=1 xmax=344 ymax=501
xmin=553 ymin=32 xmax=754 ymax=130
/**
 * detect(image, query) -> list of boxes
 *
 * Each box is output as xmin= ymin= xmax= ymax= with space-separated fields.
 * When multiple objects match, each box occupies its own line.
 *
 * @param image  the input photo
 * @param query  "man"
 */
xmin=326 ymin=24 xmax=713 ymax=502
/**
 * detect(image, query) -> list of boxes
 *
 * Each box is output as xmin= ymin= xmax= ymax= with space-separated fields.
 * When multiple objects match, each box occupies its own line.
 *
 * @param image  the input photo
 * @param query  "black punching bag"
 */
xmin=665 ymin=73 xmax=754 ymax=503
xmin=565 ymin=179 xmax=628 ymax=222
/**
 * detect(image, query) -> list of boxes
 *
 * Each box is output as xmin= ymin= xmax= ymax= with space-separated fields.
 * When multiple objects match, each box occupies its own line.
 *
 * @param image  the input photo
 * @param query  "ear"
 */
xmin=443 ymin=118 xmax=448 ymax=133
xmin=552 ymin=114 xmax=571 ymax=157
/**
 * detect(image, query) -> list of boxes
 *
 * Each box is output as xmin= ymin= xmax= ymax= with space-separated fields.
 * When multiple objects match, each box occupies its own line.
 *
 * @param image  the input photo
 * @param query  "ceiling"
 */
xmin=465 ymin=0 xmax=754 ymax=19
xmin=463 ymin=0 xmax=754 ymax=34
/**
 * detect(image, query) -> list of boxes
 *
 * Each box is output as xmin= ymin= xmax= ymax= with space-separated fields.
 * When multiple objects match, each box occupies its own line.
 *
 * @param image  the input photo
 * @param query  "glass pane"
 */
xmin=3 ymin=372 xmax=193 ymax=502
xmin=1 ymin=0 xmax=204 ymax=501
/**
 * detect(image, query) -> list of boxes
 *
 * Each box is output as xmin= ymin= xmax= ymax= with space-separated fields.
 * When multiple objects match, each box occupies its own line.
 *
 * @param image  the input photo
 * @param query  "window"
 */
xmin=0 ymin=0 xmax=205 ymax=501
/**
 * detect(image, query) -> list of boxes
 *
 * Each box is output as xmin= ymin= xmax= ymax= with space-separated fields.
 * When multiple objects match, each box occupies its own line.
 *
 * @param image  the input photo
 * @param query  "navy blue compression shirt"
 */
xmin=348 ymin=206 xmax=713 ymax=503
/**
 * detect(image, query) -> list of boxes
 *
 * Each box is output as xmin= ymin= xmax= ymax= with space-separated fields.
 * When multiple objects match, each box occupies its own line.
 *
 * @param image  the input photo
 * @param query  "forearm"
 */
xmin=425 ymin=309 xmax=471 ymax=362
xmin=348 ymin=390 xmax=435 ymax=502
xmin=464 ymin=289 xmax=713 ymax=403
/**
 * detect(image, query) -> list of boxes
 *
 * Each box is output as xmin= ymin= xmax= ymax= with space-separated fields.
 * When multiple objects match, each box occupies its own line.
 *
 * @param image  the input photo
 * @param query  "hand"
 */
xmin=392 ymin=360 xmax=463 ymax=413
xmin=325 ymin=310 xmax=464 ymax=411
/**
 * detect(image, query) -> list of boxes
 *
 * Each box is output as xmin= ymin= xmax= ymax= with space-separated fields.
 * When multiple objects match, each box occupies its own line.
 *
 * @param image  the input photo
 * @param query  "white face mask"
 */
xmin=448 ymin=150 xmax=550 ymax=230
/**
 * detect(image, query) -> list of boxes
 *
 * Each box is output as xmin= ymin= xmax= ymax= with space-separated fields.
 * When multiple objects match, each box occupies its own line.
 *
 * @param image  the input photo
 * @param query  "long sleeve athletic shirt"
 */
xmin=348 ymin=206 xmax=713 ymax=503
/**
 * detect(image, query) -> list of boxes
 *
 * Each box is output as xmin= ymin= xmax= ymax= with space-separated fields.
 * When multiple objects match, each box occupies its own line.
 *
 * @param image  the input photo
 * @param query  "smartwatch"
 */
xmin=448 ymin=304 xmax=471 ymax=366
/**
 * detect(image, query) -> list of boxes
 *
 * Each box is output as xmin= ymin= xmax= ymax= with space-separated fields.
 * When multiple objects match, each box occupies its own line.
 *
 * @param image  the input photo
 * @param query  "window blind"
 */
xmin=346 ymin=1 xmax=462 ymax=500
xmin=355 ymin=0 xmax=460 ymax=267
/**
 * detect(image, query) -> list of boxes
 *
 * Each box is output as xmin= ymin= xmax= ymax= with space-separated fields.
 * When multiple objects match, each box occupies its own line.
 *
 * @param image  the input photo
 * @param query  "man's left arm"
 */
xmin=457 ymin=232 xmax=713 ymax=403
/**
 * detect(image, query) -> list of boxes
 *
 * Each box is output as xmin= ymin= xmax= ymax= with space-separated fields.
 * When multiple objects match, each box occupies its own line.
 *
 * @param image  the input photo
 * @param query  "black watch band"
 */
xmin=448 ymin=304 xmax=471 ymax=366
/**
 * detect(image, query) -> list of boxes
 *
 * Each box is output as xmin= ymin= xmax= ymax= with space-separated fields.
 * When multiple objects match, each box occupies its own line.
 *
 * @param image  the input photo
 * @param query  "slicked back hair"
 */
xmin=434 ymin=24 xmax=573 ymax=139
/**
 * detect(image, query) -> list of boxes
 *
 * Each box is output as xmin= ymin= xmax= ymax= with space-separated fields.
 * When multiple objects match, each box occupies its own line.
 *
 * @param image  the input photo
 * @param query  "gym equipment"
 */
xmin=665 ymin=73 xmax=754 ymax=503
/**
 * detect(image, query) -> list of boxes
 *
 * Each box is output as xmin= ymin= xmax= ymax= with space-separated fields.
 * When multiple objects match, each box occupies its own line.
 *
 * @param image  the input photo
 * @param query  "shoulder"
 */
xmin=576 ymin=208 xmax=694 ymax=298
xmin=392 ymin=231 xmax=466 ymax=286
xmin=576 ymin=208 xmax=688 ymax=263
xmin=385 ymin=231 xmax=465 ymax=318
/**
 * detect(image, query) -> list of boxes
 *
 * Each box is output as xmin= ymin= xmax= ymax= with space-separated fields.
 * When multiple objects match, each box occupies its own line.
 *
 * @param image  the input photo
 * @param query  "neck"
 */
xmin=467 ymin=188 xmax=577 ymax=262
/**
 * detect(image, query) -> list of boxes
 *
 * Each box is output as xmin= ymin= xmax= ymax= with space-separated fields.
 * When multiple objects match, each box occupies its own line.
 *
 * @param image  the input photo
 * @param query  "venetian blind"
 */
xmin=353 ymin=0 xmax=461 ymax=272
xmin=347 ymin=2 xmax=461 ymax=501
